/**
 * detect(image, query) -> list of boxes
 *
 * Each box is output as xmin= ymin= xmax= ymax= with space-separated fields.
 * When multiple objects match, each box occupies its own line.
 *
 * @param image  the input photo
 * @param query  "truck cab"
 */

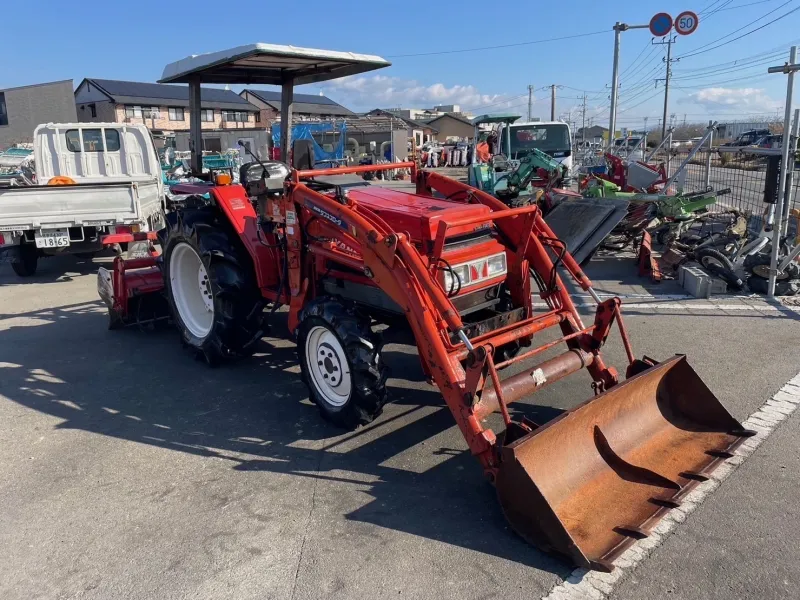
xmin=502 ymin=121 xmax=573 ymax=180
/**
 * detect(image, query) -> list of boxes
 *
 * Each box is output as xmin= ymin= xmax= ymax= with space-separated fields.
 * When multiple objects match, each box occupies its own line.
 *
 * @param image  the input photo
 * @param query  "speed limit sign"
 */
xmin=675 ymin=11 xmax=699 ymax=35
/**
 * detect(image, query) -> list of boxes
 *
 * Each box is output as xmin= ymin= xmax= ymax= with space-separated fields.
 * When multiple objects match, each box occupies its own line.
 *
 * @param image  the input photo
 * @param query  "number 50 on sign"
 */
xmin=675 ymin=10 xmax=699 ymax=35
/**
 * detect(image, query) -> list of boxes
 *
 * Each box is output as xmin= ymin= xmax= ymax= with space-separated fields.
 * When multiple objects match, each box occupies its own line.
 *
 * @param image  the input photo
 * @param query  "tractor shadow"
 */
xmin=0 ymin=252 xmax=112 ymax=286
xmin=0 ymin=302 xmax=569 ymax=576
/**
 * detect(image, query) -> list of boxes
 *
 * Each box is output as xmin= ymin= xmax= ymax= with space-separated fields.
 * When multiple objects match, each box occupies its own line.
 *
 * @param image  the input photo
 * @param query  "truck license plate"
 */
xmin=35 ymin=229 xmax=70 ymax=248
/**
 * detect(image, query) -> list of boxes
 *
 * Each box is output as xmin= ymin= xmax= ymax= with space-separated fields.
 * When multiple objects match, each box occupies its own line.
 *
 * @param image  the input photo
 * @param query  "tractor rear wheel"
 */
xmin=297 ymin=298 xmax=389 ymax=429
xmin=163 ymin=207 xmax=264 ymax=365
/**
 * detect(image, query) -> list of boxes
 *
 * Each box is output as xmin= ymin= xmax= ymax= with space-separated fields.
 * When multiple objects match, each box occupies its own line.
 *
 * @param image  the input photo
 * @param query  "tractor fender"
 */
xmin=208 ymin=185 xmax=281 ymax=290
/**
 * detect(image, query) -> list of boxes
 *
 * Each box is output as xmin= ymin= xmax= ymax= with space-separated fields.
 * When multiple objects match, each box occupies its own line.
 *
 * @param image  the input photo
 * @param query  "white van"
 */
xmin=0 ymin=123 xmax=165 ymax=277
xmin=502 ymin=121 xmax=573 ymax=181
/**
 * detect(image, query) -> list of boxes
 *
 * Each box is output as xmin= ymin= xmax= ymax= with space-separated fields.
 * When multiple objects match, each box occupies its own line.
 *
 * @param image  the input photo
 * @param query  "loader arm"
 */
xmin=290 ymin=168 xmax=623 ymax=470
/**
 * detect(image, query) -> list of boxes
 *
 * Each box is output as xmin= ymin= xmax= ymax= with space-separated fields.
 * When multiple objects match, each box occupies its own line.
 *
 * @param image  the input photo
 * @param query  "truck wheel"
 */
xmin=11 ymin=244 xmax=38 ymax=277
xmin=163 ymin=207 xmax=264 ymax=365
xmin=297 ymin=298 xmax=389 ymax=429
xmin=694 ymin=248 xmax=743 ymax=289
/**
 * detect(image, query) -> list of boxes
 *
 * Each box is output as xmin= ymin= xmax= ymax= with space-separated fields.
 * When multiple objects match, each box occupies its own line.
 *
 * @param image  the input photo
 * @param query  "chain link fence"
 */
xmin=646 ymin=144 xmax=800 ymax=231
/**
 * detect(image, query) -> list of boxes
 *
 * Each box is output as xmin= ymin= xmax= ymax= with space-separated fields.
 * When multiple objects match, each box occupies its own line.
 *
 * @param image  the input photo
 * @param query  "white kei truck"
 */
xmin=0 ymin=123 xmax=165 ymax=277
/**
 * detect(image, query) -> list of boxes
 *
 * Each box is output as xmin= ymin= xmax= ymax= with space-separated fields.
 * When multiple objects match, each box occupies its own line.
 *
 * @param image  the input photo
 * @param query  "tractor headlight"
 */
xmin=441 ymin=253 xmax=507 ymax=293
xmin=487 ymin=253 xmax=507 ymax=278
xmin=443 ymin=263 xmax=470 ymax=292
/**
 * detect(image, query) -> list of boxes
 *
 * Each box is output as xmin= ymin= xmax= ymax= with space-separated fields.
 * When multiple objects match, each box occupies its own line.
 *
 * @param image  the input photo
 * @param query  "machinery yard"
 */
xmin=2 ymin=247 xmax=800 ymax=600
xmin=2 ymin=3 xmax=800 ymax=598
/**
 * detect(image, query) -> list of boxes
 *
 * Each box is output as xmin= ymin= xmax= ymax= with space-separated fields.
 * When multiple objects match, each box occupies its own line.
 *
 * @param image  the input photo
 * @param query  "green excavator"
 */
xmin=469 ymin=147 xmax=568 ymax=206
xmin=468 ymin=114 xmax=567 ymax=207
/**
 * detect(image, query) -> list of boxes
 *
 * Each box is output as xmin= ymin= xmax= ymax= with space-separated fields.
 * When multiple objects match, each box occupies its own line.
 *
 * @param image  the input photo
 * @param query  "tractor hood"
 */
xmin=346 ymin=186 xmax=492 ymax=243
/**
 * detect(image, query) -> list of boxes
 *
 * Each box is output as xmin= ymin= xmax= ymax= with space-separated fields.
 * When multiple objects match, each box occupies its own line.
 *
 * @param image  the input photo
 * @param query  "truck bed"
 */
xmin=0 ymin=179 xmax=161 ymax=231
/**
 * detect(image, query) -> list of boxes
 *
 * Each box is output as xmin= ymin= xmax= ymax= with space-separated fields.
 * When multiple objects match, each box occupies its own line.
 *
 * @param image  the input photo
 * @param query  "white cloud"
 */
xmin=315 ymin=74 xmax=518 ymax=112
xmin=679 ymin=87 xmax=781 ymax=112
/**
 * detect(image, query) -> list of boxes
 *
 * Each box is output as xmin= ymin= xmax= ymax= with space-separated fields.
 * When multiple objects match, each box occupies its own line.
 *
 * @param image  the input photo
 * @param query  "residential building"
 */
xmin=383 ymin=104 xmax=474 ymax=123
xmin=577 ymin=125 xmax=608 ymax=140
xmin=240 ymin=89 xmax=355 ymax=124
xmin=422 ymin=113 xmax=475 ymax=142
xmin=364 ymin=109 xmax=438 ymax=147
xmin=0 ymin=80 xmax=77 ymax=149
xmin=74 ymin=78 xmax=259 ymax=134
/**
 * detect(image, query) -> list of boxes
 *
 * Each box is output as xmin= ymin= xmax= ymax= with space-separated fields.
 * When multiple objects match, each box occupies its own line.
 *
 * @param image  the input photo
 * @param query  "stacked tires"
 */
xmin=744 ymin=254 xmax=800 ymax=296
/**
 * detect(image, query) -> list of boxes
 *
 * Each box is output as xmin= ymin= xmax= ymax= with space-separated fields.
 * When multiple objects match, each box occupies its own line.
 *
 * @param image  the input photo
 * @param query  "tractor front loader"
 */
xmin=97 ymin=43 xmax=751 ymax=572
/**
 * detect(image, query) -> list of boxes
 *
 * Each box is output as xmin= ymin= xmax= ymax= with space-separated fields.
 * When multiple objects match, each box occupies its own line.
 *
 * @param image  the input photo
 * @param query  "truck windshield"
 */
xmin=507 ymin=124 xmax=570 ymax=158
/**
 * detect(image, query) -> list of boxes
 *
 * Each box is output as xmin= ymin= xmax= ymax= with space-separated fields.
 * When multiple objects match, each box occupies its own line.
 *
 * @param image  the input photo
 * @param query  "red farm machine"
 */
xmin=97 ymin=44 xmax=752 ymax=572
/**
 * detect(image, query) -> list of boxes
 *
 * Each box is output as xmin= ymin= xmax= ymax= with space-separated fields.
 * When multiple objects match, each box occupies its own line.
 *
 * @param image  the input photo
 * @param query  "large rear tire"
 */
xmin=297 ymin=298 xmax=389 ymax=429
xmin=163 ymin=207 xmax=264 ymax=365
xmin=11 ymin=243 xmax=38 ymax=277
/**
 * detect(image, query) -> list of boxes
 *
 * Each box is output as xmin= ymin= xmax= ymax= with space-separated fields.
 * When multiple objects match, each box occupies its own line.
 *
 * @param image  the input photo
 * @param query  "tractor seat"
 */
xmin=306 ymin=174 xmax=370 ymax=190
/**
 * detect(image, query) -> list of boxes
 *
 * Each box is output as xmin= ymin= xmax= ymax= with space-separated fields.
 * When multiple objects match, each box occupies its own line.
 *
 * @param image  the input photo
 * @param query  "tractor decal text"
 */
xmin=306 ymin=201 xmax=347 ymax=230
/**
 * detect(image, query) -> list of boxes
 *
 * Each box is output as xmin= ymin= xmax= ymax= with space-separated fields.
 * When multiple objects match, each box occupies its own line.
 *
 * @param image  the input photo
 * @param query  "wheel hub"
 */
xmin=318 ymin=343 xmax=342 ymax=386
xmin=753 ymin=264 xmax=789 ymax=280
xmin=198 ymin=264 xmax=214 ymax=312
xmin=305 ymin=326 xmax=351 ymax=407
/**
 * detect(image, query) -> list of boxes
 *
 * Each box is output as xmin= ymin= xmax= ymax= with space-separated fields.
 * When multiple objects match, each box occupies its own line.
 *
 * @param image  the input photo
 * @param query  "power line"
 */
xmin=702 ymin=0 xmax=737 ymax=17
xmin=671 ymin=73 xmax=775 ymax=88
xmin=712 ymin=0 xmax=778 ymax=11
xmin=619 ymin=39 xmax=654 ymax=78
xmin=387 ymin=30 xmax=607 ymax=58
xmin=618 ymin=89 xmax=664 ymax=114
xmin=469 ymin=93 xmax=528 ymax=112
xmin=560 ymin=85 xmax=606 ymax=94
xmin=672 ymin=55 xmax=785 ymax=80
xmin=699 ymin=0 xmax=727 ymax=13
xmin=619 ymin=46 xmax=662 ymax=82
xmin=676 ymin=1 xmax=798 ymax=59
xmin=676 ymin=45 xmax=792 ymax=73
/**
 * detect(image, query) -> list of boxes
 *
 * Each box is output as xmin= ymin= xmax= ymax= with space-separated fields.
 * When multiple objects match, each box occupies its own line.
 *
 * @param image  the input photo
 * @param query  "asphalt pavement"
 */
xmin=1 ymin=244 xmax=799 ymax=599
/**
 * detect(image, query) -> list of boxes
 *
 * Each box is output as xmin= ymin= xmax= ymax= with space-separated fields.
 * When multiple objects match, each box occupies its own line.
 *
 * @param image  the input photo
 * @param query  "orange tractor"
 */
xmin=97 ymin=44 xmax=751 ymax=571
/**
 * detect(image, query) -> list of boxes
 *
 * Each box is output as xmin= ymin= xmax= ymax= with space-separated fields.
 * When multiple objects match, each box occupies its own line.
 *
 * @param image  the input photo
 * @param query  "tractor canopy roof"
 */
xmin=159 ymin=43 xmax=390 ymax=86
xmin=471 ymin=114 xmax=522 ymax=126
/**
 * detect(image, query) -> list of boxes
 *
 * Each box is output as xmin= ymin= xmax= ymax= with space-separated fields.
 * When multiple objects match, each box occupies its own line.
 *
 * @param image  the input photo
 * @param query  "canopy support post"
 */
xmin=280 ymin=79 xmax=294 ymax=163
xmin=188 ymin=77 xmax=203 ymax=174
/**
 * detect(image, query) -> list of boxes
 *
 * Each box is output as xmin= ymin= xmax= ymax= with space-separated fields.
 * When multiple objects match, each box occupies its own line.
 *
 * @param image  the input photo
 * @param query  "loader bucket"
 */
xmin=495 ymin=355 xmax=752 ymax=571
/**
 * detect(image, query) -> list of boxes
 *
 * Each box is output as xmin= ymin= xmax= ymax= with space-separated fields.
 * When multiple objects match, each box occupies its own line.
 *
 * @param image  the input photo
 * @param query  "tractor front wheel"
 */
xmin=297 ymin=298 xmax=388 ymax=429
xmin=163 ymin=208 xmax=264 ymax=364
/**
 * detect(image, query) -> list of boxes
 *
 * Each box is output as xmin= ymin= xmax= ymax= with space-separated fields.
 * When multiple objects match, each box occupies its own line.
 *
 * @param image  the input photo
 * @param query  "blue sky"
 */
xmin=3 ymin=0 xmax=798 ymax=128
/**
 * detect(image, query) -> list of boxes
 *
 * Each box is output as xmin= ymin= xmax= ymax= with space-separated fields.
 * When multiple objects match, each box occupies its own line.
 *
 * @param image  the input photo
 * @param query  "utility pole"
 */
xmin=550 ymin=85 xmax=557 ymax=121
xmin=581 ymin=94 xmax=587 ymax=142
xmin=527 ymin=85 xmax=534 ymax=121
xmin=643 ymin=116 xmax=649 ymax=148
xmin=655 ymin=35 xmax=677 ymax=140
